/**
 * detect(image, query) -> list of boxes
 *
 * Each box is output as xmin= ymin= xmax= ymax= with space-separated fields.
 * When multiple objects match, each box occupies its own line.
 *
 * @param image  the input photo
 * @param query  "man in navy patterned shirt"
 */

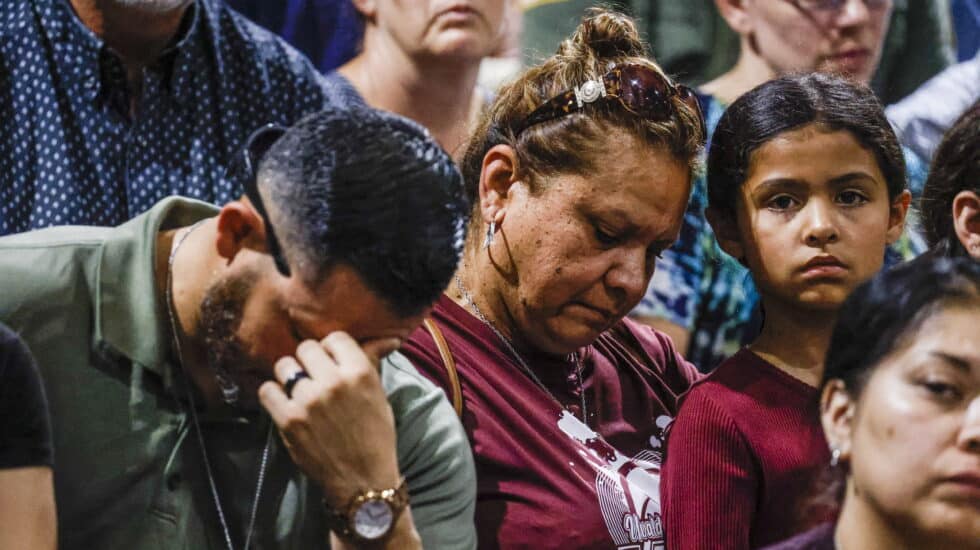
xmin=0 ymin=0 xmax=344 ymax=235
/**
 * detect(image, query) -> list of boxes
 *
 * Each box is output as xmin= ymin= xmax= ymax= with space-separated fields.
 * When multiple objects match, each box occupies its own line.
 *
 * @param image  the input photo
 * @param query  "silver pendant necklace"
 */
xmin=164 ymin=220 xmax=273 ymax=550
xmin=454 ymin=275 xmax=590 ymax=425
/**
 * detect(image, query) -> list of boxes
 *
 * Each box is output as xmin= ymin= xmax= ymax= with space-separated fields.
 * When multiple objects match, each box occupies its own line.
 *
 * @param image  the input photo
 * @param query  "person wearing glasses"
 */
xmin=633 ymin=0 xmax=930 ymax=372
xmin=762 ymin=255 xmax=980 ymax=550
xmin=398 ymin=9 xmax=706 ymax=549
xmin=0 ymin=106 xmax=476 ymax=550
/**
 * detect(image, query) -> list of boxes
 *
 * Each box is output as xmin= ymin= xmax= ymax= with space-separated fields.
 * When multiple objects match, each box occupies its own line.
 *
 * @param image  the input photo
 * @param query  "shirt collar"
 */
xmin=36 ymin=0 xmax=204 ymax=105
xmin=93 ymin=197 xmax=218 ymax=374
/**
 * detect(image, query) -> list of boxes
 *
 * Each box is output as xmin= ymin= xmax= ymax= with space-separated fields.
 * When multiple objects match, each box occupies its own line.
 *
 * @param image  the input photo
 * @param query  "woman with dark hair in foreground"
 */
xmin=764 ymin=255 xmax=980 ymax=550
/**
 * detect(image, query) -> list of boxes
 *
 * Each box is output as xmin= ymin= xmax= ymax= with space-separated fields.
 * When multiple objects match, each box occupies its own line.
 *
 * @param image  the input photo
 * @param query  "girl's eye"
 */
xmin=767 ymin=195 xmax=798 ymax=211
xmin=838 ymin=190 xmax=868 ymax=206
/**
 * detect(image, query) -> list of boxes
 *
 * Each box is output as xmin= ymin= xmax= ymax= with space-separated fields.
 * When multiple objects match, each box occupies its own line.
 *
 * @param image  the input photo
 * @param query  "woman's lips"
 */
xmin=938 ymin=472 xmax=980 ymax=502
xmin=827 ymin=49 xmax=870 ymax=72
xmin=437 ymin=4 xmax=479 ymax=23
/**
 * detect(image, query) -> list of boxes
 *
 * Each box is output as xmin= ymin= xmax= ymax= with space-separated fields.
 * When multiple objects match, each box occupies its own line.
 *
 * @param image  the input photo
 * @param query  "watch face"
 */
xmin=353 ymin=499 xmax=394 ymax=540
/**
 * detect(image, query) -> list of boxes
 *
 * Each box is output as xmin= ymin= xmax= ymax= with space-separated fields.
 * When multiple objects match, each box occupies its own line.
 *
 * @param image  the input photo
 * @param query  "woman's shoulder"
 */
xmin=594 ymin=318 xmax=703 ymax=387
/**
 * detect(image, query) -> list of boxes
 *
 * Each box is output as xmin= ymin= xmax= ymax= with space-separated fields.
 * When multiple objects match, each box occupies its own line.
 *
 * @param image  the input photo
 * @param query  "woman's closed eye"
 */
xmin=919 ymin=377 xmax=964 ymax=403
xmin=593 ymin=223 xmax=622 ymax=246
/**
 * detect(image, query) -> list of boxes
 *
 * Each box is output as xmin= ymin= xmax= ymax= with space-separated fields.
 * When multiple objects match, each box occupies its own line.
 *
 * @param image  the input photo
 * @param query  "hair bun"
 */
xmin=558 ymin=8 xmax=647 ymax=60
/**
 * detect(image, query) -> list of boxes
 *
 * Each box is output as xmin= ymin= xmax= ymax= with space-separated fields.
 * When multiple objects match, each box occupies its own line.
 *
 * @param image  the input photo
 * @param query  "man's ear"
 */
xmin=952 ymin=190 xmax=980 ymax=258
xmin=706 ymin=206 xmax=746 ymax=262
xmin=820 ymin=380 xmax=857 ymax=464
xmin=715 ymin=0 xmax=753 ymax=35
xmin=215 ymin=200 xmax=266 ymax=262
xmin=479 ymin=144 xmax=521 ymax=227
xmin=885 ymin=190 xmax=912 ymax=245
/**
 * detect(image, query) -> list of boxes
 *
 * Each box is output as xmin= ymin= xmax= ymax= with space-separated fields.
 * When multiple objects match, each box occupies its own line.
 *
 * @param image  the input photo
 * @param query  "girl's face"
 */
xmin=825 ymin=305 xmax=980 ymax=546
xmin=720 ymin=123 xmax=908 ymax=311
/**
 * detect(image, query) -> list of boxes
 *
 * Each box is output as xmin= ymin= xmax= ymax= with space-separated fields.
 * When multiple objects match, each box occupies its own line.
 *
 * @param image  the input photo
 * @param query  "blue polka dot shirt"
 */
xmin=0 ymin=0 xmax=346 ymax=234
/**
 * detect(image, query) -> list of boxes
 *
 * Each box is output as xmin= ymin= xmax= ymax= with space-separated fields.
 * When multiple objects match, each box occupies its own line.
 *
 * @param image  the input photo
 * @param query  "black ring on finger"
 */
xmin=283 ymin=370 xmax=310 ymax=398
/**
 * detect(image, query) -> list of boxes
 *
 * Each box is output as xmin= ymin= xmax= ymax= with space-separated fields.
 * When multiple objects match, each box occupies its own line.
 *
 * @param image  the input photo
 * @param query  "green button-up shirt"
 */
xmin=0 ymin=197 xmax=476 ymax=549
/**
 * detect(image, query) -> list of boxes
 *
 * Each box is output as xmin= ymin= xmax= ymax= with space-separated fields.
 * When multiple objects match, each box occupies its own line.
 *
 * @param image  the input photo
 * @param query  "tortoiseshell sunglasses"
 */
xmin=517 ymin=63 xmax=706 ymax=139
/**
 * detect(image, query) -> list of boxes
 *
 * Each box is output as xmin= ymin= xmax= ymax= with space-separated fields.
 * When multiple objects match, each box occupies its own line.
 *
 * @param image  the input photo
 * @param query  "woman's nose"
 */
xmin=604 ymin=246 xmax=650 ymax=305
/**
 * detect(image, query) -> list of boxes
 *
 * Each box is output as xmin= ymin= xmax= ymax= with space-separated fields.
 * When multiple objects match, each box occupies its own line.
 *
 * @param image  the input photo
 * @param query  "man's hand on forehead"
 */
xmin=258 ymin=332 xmax=402 ymax=506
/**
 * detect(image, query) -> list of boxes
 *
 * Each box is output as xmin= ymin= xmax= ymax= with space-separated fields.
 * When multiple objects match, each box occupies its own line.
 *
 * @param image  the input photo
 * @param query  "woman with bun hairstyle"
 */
xmin=920 ymin=101 xmax=980 ymax=259
xmin=764 ymin=255 xmax=980 ymax=550
xmin=399 ymin=8 xmax=706 ymax=549
xmin=662 ymin=73 xmax=910 ymax=549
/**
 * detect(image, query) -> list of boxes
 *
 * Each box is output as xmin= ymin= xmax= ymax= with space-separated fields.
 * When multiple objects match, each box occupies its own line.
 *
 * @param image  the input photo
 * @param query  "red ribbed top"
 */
xmin=662 ymin=349 xmax=833 ymax=549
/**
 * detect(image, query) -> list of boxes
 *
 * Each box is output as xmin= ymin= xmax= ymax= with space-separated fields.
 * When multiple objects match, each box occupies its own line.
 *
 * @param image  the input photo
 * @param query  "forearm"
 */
xmin=0 ymin=467 xmax=57 ymax=550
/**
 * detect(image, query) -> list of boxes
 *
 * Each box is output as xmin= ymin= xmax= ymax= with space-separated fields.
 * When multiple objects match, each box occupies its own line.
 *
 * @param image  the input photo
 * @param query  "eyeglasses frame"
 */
xmin=229 ymin=123 xmax=291 ymax=277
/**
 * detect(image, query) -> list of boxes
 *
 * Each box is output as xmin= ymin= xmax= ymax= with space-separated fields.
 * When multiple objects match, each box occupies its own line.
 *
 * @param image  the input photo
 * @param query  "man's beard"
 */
xmin=198 ymin=270 xmax=266 ymax=409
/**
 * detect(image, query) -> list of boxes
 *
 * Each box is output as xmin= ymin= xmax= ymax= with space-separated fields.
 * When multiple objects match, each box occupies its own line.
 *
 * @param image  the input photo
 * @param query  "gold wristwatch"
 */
xmin=324 ymin=478 xmax=409 ymax=544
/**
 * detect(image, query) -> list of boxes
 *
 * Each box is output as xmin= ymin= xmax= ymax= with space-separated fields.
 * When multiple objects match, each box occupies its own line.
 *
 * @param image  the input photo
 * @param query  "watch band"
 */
xmin=324 ymin=478 xmax=409 ymax=544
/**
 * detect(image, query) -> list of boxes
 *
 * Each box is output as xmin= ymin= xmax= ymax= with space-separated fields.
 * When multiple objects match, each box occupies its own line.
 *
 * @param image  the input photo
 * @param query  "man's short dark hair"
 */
xmin=258 ymin=106 xmax=470 ymax=317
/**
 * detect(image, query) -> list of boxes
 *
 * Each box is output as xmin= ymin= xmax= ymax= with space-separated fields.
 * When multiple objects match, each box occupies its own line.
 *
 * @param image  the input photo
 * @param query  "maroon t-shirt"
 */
xmin=662 ymin=349 xmax=833 ymax=549
xmin=401 ymin=295 xmax=701 ymax=549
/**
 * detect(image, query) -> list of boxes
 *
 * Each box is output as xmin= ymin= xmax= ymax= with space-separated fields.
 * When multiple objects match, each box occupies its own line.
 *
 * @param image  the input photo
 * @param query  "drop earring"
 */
xmin=483 ymin=220 xmax=496 ymax=250
xmin=829 ymin=447 xmax=841 ymax=468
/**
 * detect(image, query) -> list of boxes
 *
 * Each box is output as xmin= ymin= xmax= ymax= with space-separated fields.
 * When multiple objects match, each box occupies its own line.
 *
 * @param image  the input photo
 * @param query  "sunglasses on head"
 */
xmin=226 ymin=123 xmax=291 ymax=277
xmin=516 ymin=63 xmax=706 ymax=138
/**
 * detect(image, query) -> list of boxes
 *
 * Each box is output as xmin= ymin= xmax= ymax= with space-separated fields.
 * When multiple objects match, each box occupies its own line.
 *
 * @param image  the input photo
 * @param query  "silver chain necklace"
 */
xmin=454 ymin=275 xmax=589 ymax=425
xmin=165 ymin=220 xmax=273 ymax=550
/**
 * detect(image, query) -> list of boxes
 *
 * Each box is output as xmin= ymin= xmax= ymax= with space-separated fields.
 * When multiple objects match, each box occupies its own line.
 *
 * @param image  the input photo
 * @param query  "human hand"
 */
xmin=259 ymin=332 xmax=402 ymax=507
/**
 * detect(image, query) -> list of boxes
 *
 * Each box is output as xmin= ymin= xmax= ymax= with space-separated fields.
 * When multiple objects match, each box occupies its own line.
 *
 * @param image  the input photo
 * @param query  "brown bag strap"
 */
xmin=423 ymin=318 xmax=463 ymax=418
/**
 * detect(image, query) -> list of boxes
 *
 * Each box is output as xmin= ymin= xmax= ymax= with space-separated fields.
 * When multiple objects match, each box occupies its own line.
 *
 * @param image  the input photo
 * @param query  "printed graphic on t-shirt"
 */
xmin=557 ymin=412 xmax=673 ymax=550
